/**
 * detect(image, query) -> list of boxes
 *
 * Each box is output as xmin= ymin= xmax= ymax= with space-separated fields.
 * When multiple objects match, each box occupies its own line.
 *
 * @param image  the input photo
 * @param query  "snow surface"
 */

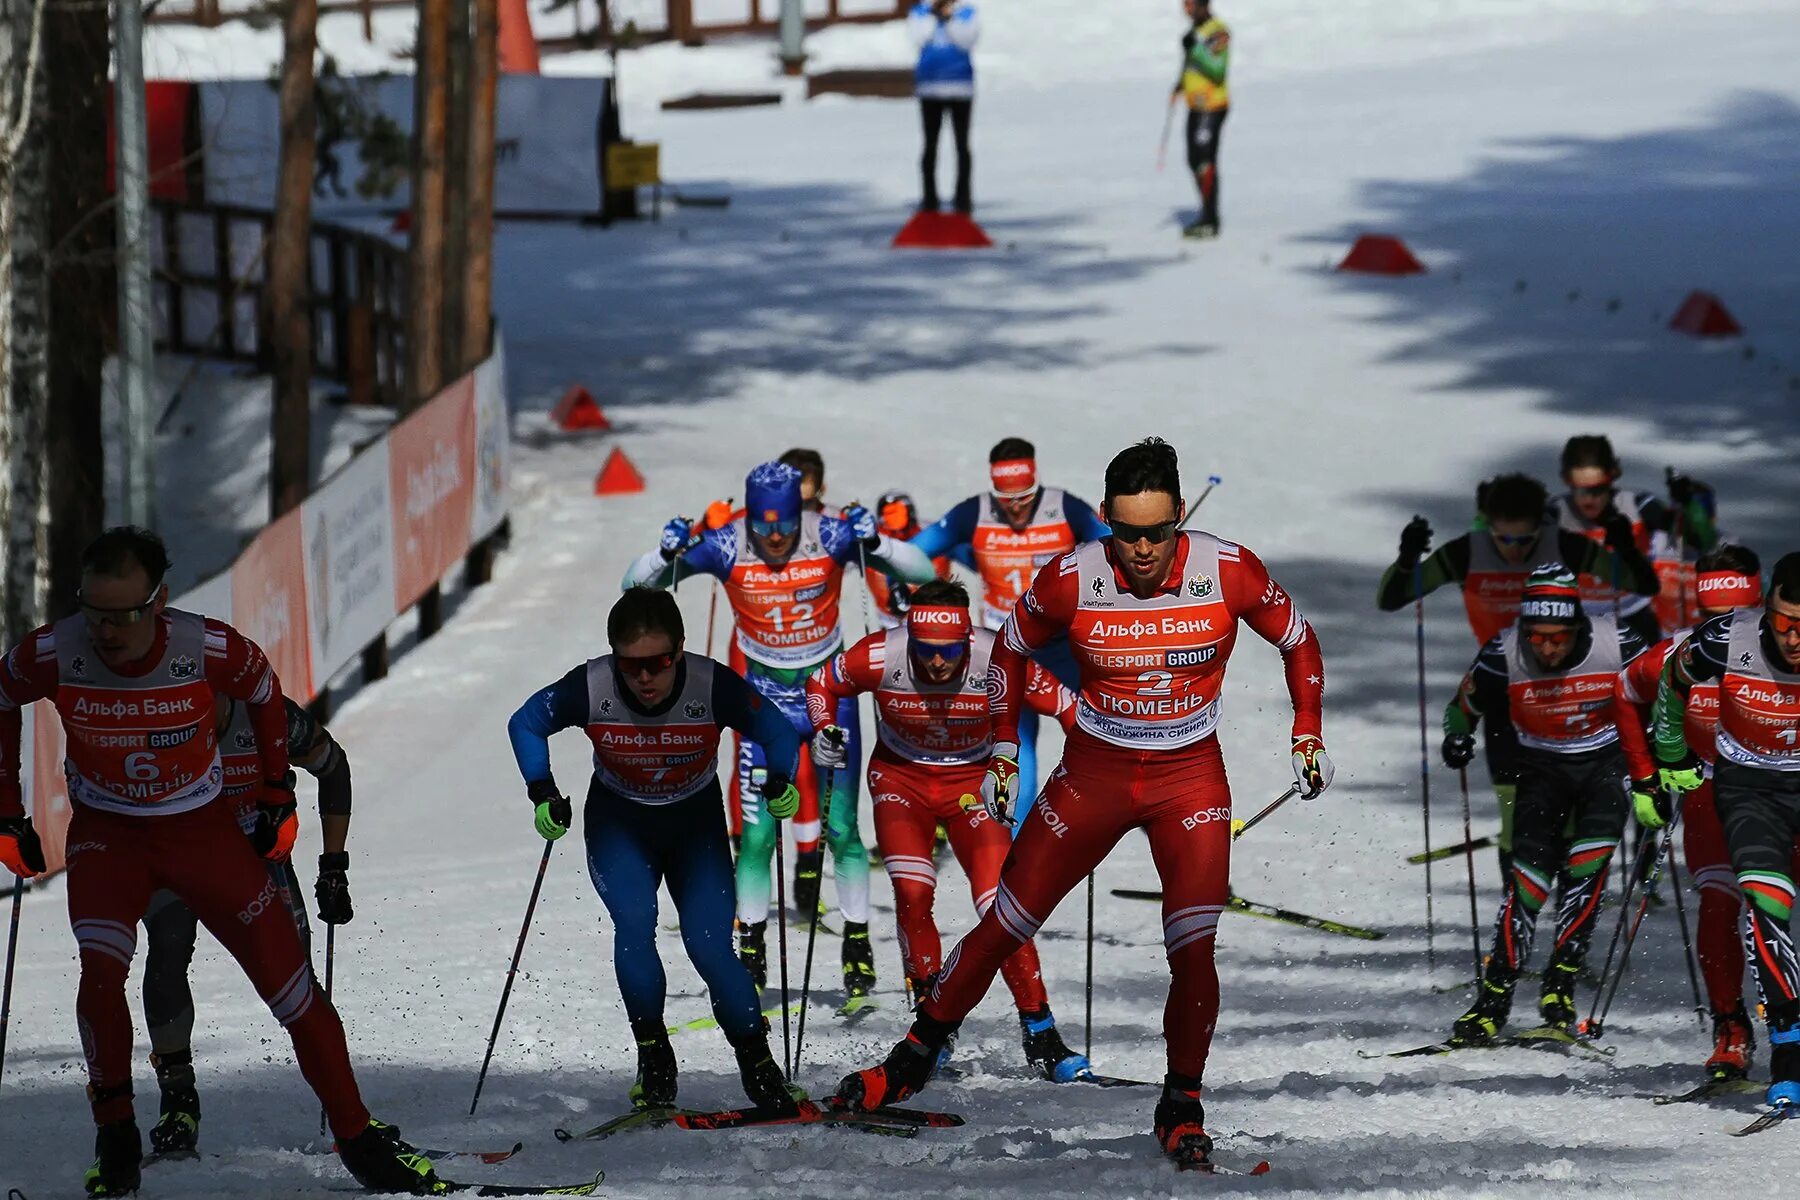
xmin=11 ymin=1 xmax=1800 ymax=1196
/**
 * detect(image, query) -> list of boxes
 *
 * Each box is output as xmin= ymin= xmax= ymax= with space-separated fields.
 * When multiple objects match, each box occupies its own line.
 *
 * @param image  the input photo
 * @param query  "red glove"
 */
xmin=0 ymin=816 xmax=47 ymax=879
xmin=251 ymin=772 xmax=300 ymax=862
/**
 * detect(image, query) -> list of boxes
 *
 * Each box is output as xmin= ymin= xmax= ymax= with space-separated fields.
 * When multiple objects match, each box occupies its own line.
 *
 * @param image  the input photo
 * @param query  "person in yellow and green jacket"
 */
xmin=1172 ymin=0 xmax=1230 ymax=238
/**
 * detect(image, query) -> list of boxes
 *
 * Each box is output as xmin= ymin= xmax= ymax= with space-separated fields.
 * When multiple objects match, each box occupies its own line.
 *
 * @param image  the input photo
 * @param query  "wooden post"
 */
xmin=668 ymin=0 xmax=696 ymax=45
xmin=362 ymin=633 xmax=389 ymax=682
xmin=441 ymin=0 xmax=471 ymax=381
xmin=406 ymin=0 xmax=450 ymax=408
xmin=464 ymin=0 xmax=498 ymax=361
xmin=417 ymin=583 xmax=443 ymax=640
xmin=269 ymin=0 xmax=319 ymax=518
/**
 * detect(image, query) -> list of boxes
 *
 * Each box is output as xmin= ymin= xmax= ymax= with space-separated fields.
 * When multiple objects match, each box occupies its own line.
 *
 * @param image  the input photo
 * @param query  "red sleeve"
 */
xmin=0 ymin=627 xmax=60 ymax=820
xmin=1023 ymin=660 xmax=1077 ymax=732
xmin=804 ymin=633 xmax=884 ymax=732
xmin=991 ymin=555 xmax=1081 ymax=747
xmin=1612 ymin=675 xmax=1655 ymax=781
xmin=1621 ymin=640 xmax=1670 ymax=707
xmin=1227 ymin=545 xmax=1325 ymax=742
xmin=204 ymin=619 xmax=290 ymax=783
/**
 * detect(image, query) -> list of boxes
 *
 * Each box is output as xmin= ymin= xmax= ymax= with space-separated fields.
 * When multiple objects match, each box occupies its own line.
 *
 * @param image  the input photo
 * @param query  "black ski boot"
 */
xmin=148 ymin=1050 xmax=200 ymax=1154
xmin=833 ymin=1015 xmax=957 ymax=1110
xmin=1538 ymin=955 xmax=1581 ymax=1032
xmin=738 ymin=920 xmax=768 ymax=990
xmin=731 ymin=1036 xmax=802 ymax=1116
xmin=336 ymin=1119 xmax=440 ymax=1194
xmin=1452 ymin=969 xmax=1517 ymax=1045
xmin=842 ymin=921 xmax=876 ymax=999
xmin=1153 ymin=1075 xmax=1212 ymax=1168
xmin=1020 ymin=1008 xmax=1091 ymax=1082
xmin=792 ymin=848 xmax=824 ymax=919
xmin=84 ymin=1117 xmax=142 ymax=1199
xmin=629 ymin=1018 xmax=678 ymax=1110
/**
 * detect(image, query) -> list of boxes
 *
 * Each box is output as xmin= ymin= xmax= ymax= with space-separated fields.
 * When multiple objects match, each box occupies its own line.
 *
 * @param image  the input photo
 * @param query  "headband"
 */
xmin=989 ymin=458 xmax=1039 ymax=499
xmin=908 ymin=605 xmax=972 ymax=642
xmin=1696 ymin=571 xmax=1762 ymax=609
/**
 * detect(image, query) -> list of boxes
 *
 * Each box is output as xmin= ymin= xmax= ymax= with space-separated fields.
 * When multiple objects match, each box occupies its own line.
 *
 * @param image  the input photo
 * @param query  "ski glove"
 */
xmin=812 ymin=725 xmax=850 ymax=771
xmin=1632 ymin=782 xmax=1672 ymax=830
xmin=1658 ymin=752 xmax=1706 ymax=795
xmin=1399 ymin=516 xmax=1432 ymax=565
xmin=751 ymin=767 xmax=800 ymax=820
xmin=961 ymin=745 xmax=1021 ymax=824
xmin=843 ymin=504 xmax=881 ymax=551
xmin=529 ymin=777 xmax=572 ymax=841
xmin=251 ymin=772 xmax=300 ymax=862
xmin=1442 ymin=732 xmax=1477 ymax=769
xmin=1603 ymin=513 xmax=1637 ymax=553
xmin=1291 ymin=735 xmax=1334 ymax=799
xmin=315 ymin=852 xmax=354 ymax=925
xmin=659 ymin=517 xmax=696 ymax=561
xmin=0 ymin=815 xmax=46 ymax=879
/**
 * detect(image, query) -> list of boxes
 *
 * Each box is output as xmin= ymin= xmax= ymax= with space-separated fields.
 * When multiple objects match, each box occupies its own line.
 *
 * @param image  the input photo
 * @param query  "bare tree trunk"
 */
xmin=406 ymin=0 xmax=449 ymax=408
xmin=440 ymin=0 xmax=469 ymax=380
xmin=268 ymin=0 xmax=317 ymax=518
xmin=464 ymin=0 xmax=496 ymax=364
xmin=45 ymin=0 xmax=112 ymax=615
xmin=1 ymin=0 xmax=52 ymax=644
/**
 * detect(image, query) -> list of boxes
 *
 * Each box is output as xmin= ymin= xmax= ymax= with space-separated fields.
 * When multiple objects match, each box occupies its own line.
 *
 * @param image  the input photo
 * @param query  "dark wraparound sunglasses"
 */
xmin=77 ymin=589 xmax=161 ymax=628
xmin=617 ymin=651 xmax=679 ymax=675
xmin=1110 ymin=519 xmax=1180 ymax=545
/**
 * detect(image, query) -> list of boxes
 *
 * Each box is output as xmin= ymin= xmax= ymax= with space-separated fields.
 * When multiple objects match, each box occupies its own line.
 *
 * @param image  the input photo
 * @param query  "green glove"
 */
xmin=752 ymin=767 xmax=800 ymax=820
xmin=529 ymin=778 xmax=571 ymax=841
xmin=1658 ymin=752 xmax=1705 ymax=794
xmin=1632 ymin=781 xmax=1671 ymax=830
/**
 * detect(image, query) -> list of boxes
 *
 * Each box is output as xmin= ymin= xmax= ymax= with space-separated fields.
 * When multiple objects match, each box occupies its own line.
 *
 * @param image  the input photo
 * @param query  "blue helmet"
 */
xmin=745 ymin=461 xmax=803 ymax=528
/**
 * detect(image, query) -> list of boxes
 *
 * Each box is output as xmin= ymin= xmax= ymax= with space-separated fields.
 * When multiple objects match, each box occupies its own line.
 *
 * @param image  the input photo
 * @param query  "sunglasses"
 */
xmin=616 ymin=651 xmax=678 ymax=675
xmin=750 ymin=517 xmax=799 ymax=538
xmin=76 ymin=590 xmax=160 ymax=628
xmin=1571 ymin=484 xmax=1614 ymax=499
xmin=1525 ymin=628 xmax=1576 ymax=648
xmin=1771 ymin=611 xmax=1800 ymax=637
xmin=911 ymin=639 xmax=968 ymax=663
xmin=1491 ymin=530 xmax=1538 ymax=549
xmin=1109 ymin=519 xmax=1180 ymax=546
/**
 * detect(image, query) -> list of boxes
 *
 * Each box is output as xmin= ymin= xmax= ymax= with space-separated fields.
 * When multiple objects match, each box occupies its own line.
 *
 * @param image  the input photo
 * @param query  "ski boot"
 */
xmin=834 ymin=1016 xmax=956 ymax=1110
xmin=148 ymin=1049 xmax=200 ymax=1154
xmin=1705 ymin=1005 xmax=1754 ymax=1080
xmin=1538 ymin=956 xmax=1581 ymax=1033
xmin=336 ymin=1118 xmax=441 ymax=1194
xmin=1153 ymin=1075 xmax=1213 ymax=1168
xmin=1020 ymin=1008 xmax=1091 ymax=1082
xmin=1451 ymin=970 xmax=1516 ymax=1045
xmin=1181 ymin=217 xmax=1220 ymax=240
xmin=732 ymin=1036 xmax=803 ymax=1117
xmin=792 ymin=848 xmax=824 ymax=920
xmin=842 ymin=922 xmax=876 ymax=999
xmin=84 ymin=1117 xmax=142 ymax=1199
xmin=629 ymin=1018 xmax=678 ymax=1110
xmin=1767 ymin=1007 xmax=1800 ymax=1110
xmin=738 ymin=920 xmax=768 ymax=990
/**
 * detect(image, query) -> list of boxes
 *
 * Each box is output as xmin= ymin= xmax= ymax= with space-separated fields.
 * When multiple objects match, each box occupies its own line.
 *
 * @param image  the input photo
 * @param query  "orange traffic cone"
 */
xmin=595 ymin=447 xmax=645 ymax=495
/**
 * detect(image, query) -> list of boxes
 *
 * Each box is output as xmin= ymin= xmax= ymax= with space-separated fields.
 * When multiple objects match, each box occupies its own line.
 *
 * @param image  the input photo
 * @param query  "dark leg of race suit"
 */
xmin=1714 ymin=762 xmax=1800 ymax=1101
xmin=1184 ymin=108 xmax=1228 ymax=230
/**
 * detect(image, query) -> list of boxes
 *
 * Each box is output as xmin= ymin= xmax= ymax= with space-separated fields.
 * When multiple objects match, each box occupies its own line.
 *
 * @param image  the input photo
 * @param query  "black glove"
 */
xmin=1398 ymin=516 xmax=1432 ymax=564
xmin=315 ymin=851 xmax=354 ymax=925
xmin=0 ymin=815 xmax=47 ymax=877
xmin=1603 ymin=513 xmax=1636 ymax=552
xmin=1442 ymin=732 xmax=1477 ymax=769
xmin=528 ymin=777 xmax=572 ymax=841
xmin=888 ymin=582 xmax=913 ymax=617
xmin=250 ymin=771 xmax=300 ymax=861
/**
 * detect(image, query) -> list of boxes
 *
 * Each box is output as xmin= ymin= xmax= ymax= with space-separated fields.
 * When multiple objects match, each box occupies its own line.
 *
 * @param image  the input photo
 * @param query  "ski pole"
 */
xmin=1578 ymin=814 xmax=1658 ymax=1039
xmin=319 ymin=922 xmax=336 ymax=1136
xmin=1662 ymin=802 xmax=1708 ymax=1024
xmin=1229 ymin=782 xmax=1301 ymax=840
xmin=704 ymin=581 xmax=720 ymax=657
xmin=792 ymin=766 xmax=838 ymax=1075
xmin=1414 ymin=559 xmax=1437 ymax=973
xmin=1590 ymin=811 xmax=1682 ymax=1036
xmin=1084 ymin=873 xmax=1095 ymax=1061
xmin=1457 ymin=768 xmax=1482 ymax=980
xmin=470 ymin=840 xmax=554 ymax=1115
xmin=1178 ymin=475 xmax=1223 ymax=529
xmin=854 ymin=537 xmax=877 ymax=639
xmin=1156 ymin=94 xmax=1178 ymax=173
xmin=0 ymin=876 xmax=24 ymax=1090
xmin=774 ymin=813 xmax=794 ymax=1078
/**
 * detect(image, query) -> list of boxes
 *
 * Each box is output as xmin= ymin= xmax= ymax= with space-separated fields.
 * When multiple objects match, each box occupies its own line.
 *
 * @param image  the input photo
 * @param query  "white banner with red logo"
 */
xmin=28 ymin=342 xmax=509 ymax=872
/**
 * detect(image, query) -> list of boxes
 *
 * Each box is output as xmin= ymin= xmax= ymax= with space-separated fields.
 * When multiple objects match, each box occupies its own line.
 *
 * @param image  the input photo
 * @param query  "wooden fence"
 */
xmin=150 ymin=199 xmax=409 ymax=406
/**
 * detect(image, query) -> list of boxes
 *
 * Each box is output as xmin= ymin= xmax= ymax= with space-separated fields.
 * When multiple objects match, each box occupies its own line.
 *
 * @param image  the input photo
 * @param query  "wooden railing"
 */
xmin=150 ymin=199 xmax=409 ymax=406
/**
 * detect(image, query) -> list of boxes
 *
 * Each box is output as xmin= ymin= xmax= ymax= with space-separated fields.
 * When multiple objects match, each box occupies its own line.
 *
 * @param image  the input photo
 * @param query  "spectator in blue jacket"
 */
xmin=909 ymin=0 xmax=980 ymax=213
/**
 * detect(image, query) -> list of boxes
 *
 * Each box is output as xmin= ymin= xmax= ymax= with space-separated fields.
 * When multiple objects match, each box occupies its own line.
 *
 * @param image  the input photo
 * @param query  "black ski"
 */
xmin=1731 ymin=1105 xmax=1796 ymax=1137
xmin=1359 ymin=1041 xmax=1465 ymax=1060
xmin=437 ymin=1172 xmax=603 ymax=1197
xmin=553 ymin=1106 xmax=681 ymax=1142
xmin=1647 ymin=1077 xmax=1762 ymax=1106
xmin=1073 ymin=1069 xmax=1155 ymax=1088
xmin=1111 ymin=890 xmax=1384 ymax=940
xmin=148 ymin=1141 xmax=526 ymax=1167
xmin=1408 ymin=834 xmax=1495 ymax=865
